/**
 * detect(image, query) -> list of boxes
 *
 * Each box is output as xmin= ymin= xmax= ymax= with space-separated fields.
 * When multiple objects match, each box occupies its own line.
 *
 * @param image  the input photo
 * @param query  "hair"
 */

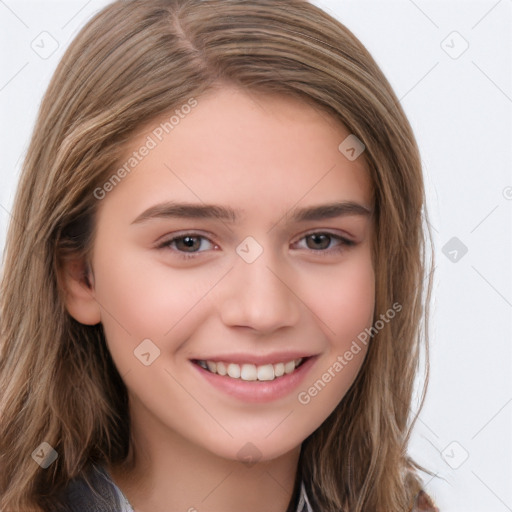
xmin=0 ymin=0 xmax=435 ymax=510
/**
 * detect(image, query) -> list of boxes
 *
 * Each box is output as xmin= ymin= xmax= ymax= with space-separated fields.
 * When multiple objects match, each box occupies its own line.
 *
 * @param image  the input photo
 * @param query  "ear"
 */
xmin=59 ymin=256 xmax=101 ymax=325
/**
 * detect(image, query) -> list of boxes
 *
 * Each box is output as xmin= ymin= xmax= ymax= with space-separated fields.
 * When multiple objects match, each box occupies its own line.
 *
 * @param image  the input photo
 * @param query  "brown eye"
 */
xmin=174 ymin=236 xmax=202 ymax=252
xmin=293 ymin=231 xmax=356 ymax=256
xmin=305 ymin=233 xmax=332 ymax=250
xmin=157 ymin=233 xmax=217 ymax=257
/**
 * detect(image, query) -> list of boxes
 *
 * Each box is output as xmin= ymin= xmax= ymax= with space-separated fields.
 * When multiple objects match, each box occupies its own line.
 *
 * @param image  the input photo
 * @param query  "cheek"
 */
xmin=293 ymin=258 xmax=374 ymax=428
xmin=92 ymin=243 xmax=222 ymax=354
xmin=306 ymin=253 xmax=375 ymax=344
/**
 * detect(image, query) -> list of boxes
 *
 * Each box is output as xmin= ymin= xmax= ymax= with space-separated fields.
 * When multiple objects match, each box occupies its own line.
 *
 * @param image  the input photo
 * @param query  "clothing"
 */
xmin=56 ymin=464 xmax=132 ymax=512
xmin=57 ymin=463 xmax=437 ymax=511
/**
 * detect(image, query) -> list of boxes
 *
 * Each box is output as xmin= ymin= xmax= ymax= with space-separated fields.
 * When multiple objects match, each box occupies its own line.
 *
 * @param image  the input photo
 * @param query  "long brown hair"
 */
xmin=0 ymin=1 xmax=435 ymax=510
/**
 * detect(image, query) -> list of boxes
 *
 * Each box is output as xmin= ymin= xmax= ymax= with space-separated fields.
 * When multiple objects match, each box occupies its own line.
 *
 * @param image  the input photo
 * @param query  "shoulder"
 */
xmin=412 ymin=490 xmax=439 ymax=512
xmin=55 ymin=463 xmax=133 ymax=512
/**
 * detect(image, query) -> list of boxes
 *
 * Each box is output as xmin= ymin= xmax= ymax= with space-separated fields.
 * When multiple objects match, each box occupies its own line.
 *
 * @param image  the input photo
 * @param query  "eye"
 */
xmin=156 ymin=231 xmax=356 ymax=260
xmin=293 ymin=232 xmax=355 ymax=254
xmin=156 ymin=233 xmax=218 ymax=259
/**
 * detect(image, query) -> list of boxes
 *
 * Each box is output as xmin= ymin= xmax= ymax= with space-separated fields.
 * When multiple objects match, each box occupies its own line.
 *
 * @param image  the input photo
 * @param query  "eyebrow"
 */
xmin=130 ymin=200 xmax=372 ymax=225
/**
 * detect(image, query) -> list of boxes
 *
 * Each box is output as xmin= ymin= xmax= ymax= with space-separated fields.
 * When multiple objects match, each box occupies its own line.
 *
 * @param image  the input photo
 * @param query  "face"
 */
xmin=78 ymin=86 xmax=375 ymax=463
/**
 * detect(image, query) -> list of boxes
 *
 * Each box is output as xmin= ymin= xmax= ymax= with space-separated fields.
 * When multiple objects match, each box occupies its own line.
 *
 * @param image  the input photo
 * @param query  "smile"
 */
xmin=193 ymin=358 xmax=305 ymax=382
xmin=191 ymin=354 xmax=317 ymax=403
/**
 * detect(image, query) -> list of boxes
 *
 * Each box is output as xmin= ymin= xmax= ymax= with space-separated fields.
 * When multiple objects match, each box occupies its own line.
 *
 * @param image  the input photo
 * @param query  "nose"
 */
xmin=218 ymin=249 xmax=301 ymax=334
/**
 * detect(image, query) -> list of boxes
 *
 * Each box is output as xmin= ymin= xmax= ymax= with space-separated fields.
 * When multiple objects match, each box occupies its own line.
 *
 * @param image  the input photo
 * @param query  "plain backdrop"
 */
xmin=1 ymin=1 xmax=511 ymax=511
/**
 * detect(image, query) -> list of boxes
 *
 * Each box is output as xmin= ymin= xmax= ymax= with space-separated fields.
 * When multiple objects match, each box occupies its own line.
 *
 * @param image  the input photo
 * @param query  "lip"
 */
xmin=191 ymin=355 xmax=318 ymax=403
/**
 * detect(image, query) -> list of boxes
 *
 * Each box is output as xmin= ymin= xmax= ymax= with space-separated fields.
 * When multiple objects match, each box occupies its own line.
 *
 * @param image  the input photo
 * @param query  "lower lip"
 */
xmin=191 ymin=356 xmax=317 ymax=403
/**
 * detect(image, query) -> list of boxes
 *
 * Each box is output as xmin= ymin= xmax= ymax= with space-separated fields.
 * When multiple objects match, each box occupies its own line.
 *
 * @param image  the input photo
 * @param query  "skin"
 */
xmin=62 ymin=85 xmax=375 ymax=512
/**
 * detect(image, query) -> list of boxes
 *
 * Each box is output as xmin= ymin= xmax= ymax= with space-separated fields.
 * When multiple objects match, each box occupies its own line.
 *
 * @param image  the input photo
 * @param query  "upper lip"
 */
xmin=191 ymin=351 xmax=316 ymax=366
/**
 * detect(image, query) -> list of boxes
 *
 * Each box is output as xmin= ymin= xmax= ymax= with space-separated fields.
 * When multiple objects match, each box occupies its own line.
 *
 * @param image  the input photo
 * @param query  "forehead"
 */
xmin=100 ymin=86 xmax=373 ymax=222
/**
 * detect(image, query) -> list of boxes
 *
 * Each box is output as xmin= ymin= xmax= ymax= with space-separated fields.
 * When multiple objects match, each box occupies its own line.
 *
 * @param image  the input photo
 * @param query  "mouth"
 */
xmin=192 ymin=357 xmax=308 ymax=382
xmin=190 ymin=354 xmax=318 ymax=403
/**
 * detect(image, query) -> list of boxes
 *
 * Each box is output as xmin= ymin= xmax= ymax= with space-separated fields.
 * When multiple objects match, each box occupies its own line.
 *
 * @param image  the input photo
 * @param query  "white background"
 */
xmin=1 ymin=1 xmax=511 ymax=510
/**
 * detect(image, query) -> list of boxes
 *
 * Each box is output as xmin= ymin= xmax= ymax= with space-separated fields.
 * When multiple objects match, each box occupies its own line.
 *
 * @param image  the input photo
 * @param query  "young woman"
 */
xmin=0 ymin=1 xmax=438 ymax=511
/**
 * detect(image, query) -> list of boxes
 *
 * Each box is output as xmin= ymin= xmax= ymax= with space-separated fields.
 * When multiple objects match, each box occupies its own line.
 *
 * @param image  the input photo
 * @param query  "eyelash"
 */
xmin=156 ymin=231 xmax=356 ymax=260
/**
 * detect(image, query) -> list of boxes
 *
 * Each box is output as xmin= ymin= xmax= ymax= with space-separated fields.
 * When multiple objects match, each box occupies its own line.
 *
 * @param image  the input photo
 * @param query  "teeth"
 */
xmin=227 ymin=363 xmax=241 ymax=379
xmin=274 ymin=363 xmax=285 ymax=377
xmin=241 ymin=364 xmax=257 ymax=381
xmin=216 ymin=361 xmax=227 ymax=376
xmin=284 ymin=360 xmax=295 ymax=374
xmin=257 ymin=364 xmax=274 ymax=381
xmin=196 ymin=357 xmax=304 ymax=381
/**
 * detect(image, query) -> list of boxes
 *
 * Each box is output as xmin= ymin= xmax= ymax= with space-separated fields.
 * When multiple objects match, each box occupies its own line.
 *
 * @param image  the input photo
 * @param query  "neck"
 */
xmin=107 ymin=397 xmax=302 ymax=512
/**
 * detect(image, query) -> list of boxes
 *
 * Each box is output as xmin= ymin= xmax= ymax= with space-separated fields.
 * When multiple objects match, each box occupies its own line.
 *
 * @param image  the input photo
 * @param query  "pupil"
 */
xmin=180 ymin=236 xmax=200 ymax=251
xmin=308 ymin=234 xmax=330 ymax=250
